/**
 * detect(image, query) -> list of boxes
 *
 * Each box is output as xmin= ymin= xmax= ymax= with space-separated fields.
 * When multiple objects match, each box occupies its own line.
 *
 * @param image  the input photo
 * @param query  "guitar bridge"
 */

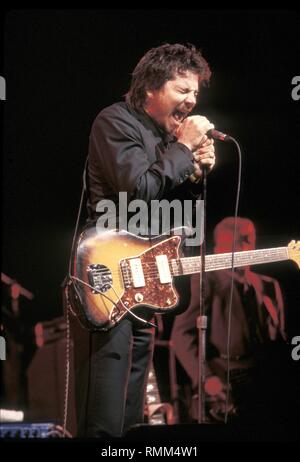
xmin=87 ymin=264 xmax=113 ymax=293
xmin=120 ymin=259 xmax=132 ymax=289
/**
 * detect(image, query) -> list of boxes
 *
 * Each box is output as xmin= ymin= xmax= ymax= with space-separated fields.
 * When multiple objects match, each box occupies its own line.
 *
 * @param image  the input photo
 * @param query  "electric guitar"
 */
xmin=67 ymin=226 xmax=300 ymax=330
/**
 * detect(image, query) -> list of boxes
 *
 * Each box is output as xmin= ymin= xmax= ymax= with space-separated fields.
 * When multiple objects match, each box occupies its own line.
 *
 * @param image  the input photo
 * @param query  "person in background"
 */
xmin=171 ymin=217 xmax=286 ymax=422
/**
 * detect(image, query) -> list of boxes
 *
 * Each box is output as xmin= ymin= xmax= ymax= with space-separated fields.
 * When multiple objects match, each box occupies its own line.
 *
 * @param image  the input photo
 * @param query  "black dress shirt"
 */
xmin=86 ymin=101 xmax=201 ymax=222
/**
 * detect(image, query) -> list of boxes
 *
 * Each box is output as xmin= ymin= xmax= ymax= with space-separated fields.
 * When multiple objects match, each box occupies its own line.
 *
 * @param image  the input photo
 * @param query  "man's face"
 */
xmin=214 ymin=230 xmax=256 ymax=254
xmin=144 ymin=70 xmax=200 ymax=134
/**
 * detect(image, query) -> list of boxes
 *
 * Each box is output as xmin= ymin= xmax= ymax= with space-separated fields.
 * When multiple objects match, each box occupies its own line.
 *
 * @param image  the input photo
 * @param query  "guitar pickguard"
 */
xmin=110 ymin=235 xmax=181 ymax=323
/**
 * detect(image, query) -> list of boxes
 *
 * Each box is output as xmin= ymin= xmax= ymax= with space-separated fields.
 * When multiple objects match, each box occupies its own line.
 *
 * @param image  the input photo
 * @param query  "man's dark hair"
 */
xmin=125 ymin=43 xmax=211 ymax=112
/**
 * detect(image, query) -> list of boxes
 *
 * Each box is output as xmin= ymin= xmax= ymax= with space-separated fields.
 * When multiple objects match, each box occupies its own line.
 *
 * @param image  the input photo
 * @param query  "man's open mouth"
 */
xmin=172 ymin=109 xmax=188 ymax=123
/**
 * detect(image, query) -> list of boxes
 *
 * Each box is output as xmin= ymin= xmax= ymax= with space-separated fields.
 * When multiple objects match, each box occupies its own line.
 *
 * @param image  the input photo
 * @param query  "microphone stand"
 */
xmin=195 ymin=131 xmax=238 ymax=423
xmin=197 ymin=167 xmax=207 ymax=424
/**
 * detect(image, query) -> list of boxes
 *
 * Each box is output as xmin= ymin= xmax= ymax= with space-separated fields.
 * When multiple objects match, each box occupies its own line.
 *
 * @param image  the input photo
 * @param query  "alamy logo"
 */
xmin=0 ymin=76 xmax=6 ymax=101
xmin=291 ymin=336 xmax=300 ymax=361
xmin=95 ymin=192 xmax=204 ymax=246
xmin=291 ymin=76 xmax=300 ymax=101
xmin=0 ymin=336 xmax=6 ymax=360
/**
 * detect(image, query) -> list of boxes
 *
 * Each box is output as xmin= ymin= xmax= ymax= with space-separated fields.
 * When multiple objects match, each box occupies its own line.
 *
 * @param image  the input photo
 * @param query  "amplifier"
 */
xmin=0 ymin=422 xmax=68 ymax=438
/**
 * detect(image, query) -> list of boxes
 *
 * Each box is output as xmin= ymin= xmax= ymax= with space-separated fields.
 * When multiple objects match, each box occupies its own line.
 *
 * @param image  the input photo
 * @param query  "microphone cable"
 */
xmin=224 ymin=136 xmax=242 ymax=423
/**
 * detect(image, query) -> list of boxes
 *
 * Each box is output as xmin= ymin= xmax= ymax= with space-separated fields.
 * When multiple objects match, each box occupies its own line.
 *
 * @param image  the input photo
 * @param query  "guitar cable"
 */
xmin=62 ymin=156 xmax=88 ymax=437
xmin=62 ymin=291 xmax=71 ymax=437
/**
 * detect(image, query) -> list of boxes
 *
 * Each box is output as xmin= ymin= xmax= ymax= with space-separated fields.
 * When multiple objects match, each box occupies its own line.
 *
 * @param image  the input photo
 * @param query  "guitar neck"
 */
xmin=172 ymin=246 xmax=289 ymax=276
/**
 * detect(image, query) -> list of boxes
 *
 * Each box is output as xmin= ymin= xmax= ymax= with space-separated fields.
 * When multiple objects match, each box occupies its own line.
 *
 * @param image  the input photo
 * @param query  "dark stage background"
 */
xmin=1 ymin=9 xmax=300 ymax=438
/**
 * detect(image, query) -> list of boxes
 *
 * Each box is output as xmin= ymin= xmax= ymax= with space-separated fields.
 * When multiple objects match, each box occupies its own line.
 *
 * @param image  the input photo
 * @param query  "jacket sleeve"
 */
xmin=273 ymin=279 xmax=286 ymax=340
xmin=89 ymin=108 xmax=196 ymax=202
xmin=264 ymin=277 xmax=287 ymax=341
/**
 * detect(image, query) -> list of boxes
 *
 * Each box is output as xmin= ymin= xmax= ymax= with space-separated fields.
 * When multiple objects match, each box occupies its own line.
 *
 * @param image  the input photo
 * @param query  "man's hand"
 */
xmin=204 ymin=375 xmax=237 ymax=421
xmin=204 ymin=375 xmax=226 ymax=400
xmin=191 ymin=135 xmax=216 ymax=180
xmin=176 ymin=115 xmax=214 ymax=152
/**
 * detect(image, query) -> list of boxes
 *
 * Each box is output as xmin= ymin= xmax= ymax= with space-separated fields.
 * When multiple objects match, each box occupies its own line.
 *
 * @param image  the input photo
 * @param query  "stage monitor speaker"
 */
xmin=26 ymin=337 xmax=76 ymax=436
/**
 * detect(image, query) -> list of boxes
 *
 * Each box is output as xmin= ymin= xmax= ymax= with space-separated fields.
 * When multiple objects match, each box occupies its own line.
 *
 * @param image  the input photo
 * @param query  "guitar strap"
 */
xmin=60 ymin=156 xmax=89 ymax=301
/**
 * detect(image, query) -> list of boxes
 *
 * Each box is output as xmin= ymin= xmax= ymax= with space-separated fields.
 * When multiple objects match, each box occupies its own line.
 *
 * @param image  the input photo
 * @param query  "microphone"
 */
xmin=207 ymin=129 xmax=232 ymax=142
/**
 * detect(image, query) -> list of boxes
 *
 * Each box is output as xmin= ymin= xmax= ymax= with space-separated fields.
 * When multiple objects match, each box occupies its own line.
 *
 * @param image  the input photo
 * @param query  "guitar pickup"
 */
xmin=156 ymin=255 xmax=172 ymax=284
xmin=129 ymin=258 xmax=145 ymax=288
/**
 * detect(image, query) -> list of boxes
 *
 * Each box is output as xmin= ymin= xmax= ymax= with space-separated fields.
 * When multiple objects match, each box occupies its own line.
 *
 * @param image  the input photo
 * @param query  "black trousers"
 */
xmin=73 ymin=317 xmax=154 ymax=438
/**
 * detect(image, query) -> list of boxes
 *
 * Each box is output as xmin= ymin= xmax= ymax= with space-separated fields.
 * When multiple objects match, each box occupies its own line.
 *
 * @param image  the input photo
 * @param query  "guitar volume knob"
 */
xmin=135 ymin=293 xmax=144 ymax=302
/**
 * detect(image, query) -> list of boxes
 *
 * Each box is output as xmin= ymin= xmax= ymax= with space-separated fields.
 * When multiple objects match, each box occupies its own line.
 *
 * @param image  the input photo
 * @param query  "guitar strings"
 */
xmin=73 ymin=245 xmax=296 ymax=286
